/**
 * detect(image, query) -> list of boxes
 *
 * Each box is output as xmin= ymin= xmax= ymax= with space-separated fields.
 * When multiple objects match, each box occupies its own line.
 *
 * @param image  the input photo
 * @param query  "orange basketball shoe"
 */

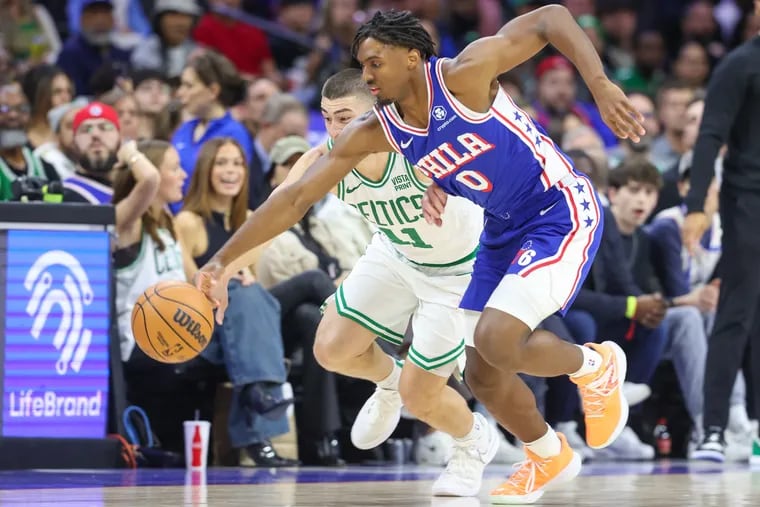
xmin=571 ymin=341 xmax=629 ymax=449
xmin=490 ymin=432 xmax=581 ymax=504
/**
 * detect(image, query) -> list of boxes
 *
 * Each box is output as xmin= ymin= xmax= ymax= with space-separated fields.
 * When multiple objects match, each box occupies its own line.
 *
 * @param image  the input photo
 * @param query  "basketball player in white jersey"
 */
xmin=273 ymin=69 xmax=500 ymax=495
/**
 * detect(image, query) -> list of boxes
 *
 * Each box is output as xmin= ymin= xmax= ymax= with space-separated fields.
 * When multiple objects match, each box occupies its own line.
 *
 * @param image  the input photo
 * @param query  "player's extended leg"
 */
xmin=314 ymin=237 xmax=426 ymax=450
xmin=314 ymin=303 xmax=406 ymax=450
xmin=474 ymin=303 xmax=627 ymax=441
xmin=474 ymin=268 xmax=628 ymax=454
xmin=396 ymin=293 xmax=500 ymax=496
xmin=314 ymin=303 xmax=396 ymax=382
xmin=399 ymin=363 xmax=474 ymax=437
xmin=461 ymin=175 xmax=627 ymax=504
xmin=464 ymin=344 xmax=581 ymax=504
xmin=400 ymin=362 xmax=499 ymax=497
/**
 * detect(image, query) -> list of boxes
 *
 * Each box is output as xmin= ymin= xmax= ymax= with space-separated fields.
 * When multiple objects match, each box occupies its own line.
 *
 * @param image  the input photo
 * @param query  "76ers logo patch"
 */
xmin=512 ymin=241 xmax=537 ymax=267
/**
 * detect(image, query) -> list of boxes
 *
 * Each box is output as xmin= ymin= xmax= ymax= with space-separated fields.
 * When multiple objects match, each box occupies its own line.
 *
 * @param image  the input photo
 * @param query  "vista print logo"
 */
xmin=24 ymin=250 xmax=94 ymax=375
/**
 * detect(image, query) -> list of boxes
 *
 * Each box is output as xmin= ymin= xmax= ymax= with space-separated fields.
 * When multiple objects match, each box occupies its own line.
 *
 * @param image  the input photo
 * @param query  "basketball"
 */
xmin=131 ymin=280 xmax=215 ymax=364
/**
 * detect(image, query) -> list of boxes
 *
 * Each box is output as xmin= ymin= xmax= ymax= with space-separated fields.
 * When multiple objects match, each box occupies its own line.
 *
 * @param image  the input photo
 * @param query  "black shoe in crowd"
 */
xmin=245 ymin=441 xmax=300 ymax=467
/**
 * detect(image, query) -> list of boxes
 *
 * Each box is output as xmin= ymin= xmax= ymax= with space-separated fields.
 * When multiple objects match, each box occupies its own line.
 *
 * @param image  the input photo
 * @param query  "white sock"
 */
xmin=525 ymin=425 xmax=562 ymax=459
xmin=456 ymin=413 xmax=482 ymax=442
xmin=570 ymin=345 xmax=603 ymax=378
xmin=376 ymin=359 xmax=402 ymax=390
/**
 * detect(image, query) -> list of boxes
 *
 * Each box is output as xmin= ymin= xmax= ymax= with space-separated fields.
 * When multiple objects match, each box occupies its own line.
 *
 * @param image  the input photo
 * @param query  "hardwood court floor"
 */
xmin=0 ymin=461 xmax=758 ymax=506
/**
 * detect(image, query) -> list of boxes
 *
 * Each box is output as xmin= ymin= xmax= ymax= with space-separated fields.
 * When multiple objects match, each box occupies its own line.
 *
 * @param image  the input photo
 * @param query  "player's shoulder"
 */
xmin=436 ymin=54 xmax=486 ymax=96
xmin=333 ymin=110 xmax=387 ymax=153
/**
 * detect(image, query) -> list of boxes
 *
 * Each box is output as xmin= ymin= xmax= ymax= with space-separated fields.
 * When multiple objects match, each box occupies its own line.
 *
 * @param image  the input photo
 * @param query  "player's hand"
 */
xmin=682 ymin=212 xmax=710 ymax=256
xmin=422 ymin=182 xmax=448 ymax=227
xmin=590 ymin=79 xmax=645 ymax=143
xmin=634 ymin=294 xmax=667 ymax=328
xmin=194 ymin=260 xmax=229 ymax=325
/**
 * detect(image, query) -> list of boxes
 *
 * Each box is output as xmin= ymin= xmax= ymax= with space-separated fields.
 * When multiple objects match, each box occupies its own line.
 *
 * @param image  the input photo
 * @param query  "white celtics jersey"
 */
xmin=116 ymin=228 xmax=186 ymax=361
xmin=329 ymin=139 xmax=483 ymax=271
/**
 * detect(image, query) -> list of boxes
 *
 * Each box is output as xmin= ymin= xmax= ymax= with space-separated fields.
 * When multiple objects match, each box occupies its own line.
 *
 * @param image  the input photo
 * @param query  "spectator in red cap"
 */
xmin=62 ymin=101 xmax=135 ymax=203
xmin=532 ymin=55 xmax=619 ymax=149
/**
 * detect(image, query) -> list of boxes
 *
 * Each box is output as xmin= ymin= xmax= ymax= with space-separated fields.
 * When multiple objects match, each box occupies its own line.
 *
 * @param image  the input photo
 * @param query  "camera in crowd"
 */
xmin=11 ymin=176 xmax=64 ymax=203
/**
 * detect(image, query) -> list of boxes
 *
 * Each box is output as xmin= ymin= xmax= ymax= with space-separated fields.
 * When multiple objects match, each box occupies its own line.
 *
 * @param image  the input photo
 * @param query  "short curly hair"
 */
xmin=351 ymin=10 xmax=436 ymax=62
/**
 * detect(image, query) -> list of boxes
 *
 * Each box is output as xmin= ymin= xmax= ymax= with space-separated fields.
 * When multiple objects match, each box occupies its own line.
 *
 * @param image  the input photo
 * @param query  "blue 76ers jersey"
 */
xmin=374 ymin=56 xmax=581 ymax=228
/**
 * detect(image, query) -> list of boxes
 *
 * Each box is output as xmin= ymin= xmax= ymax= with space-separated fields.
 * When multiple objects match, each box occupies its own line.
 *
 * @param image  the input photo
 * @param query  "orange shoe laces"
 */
xmin=501 ymin=456 xmax=551 ymax=494
xmin=579 ymin=362 xmax=617 ymax=418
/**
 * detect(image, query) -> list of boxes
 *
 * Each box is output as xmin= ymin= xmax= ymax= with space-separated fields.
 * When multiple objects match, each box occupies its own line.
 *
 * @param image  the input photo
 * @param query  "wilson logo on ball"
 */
xmin=173 ymin=308 xmax=209 ymax=346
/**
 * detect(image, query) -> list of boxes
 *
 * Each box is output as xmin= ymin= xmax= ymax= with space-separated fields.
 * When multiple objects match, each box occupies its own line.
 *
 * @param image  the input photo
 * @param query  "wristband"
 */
xmin=625 ymin=296 xmax=637 ymax=319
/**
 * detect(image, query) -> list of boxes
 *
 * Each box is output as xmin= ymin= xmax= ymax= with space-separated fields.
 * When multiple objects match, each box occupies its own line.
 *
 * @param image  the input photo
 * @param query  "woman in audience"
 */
xmin=22 ymin=64 xmax=74 ymax=148
xmin=131 ymin=70 xmax=173 ymax=141
xmin=171 ymin=50 xmax=253 ymax=212
xmin=175 ymin=137 xmax=345 ymax=466
xmin=113 ymin=139 xmax=297 ymax=467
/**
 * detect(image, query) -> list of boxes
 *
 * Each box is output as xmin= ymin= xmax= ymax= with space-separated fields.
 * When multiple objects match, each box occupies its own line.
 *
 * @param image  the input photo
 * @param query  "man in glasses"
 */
xmin=0 ymin=82 xmax=60 ymax=201
xmin=62 ymin=101 xmax=127 ymax=204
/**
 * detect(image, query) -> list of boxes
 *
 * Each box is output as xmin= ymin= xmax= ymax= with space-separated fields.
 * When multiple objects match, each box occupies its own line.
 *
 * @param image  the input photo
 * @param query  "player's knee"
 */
xmin=473 ymin=313 xmax=530 ymax=372
xmin=313 ymin=323 xmax=345 ymax=372
xmin=398 ymin=373 xmax=440 ymax=420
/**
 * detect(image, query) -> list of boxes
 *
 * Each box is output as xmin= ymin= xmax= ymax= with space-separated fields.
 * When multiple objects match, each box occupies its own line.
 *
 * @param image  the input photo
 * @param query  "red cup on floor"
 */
xmin=183 ymin=420 xmax=211 ymax=470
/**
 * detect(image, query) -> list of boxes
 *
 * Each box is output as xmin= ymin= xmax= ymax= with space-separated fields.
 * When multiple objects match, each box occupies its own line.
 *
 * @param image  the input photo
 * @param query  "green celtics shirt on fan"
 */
xmin=327 ymin=138 xmax=483 ymax=273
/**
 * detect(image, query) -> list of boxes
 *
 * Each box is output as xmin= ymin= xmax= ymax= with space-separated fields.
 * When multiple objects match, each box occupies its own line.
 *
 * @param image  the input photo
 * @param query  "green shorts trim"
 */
xmin=334 ymin=285 xmax=405 ymax=345
xmin=407 ymin=339 xmax=465 ymax=371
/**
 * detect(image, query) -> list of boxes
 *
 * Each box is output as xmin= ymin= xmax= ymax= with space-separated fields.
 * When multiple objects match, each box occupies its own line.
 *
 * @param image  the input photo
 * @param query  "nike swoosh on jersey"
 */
xmin=345 ymin=182 xmax=363 ymax=194
xmin=539 ymin=202 xmax=559 ymax=216
xmin=400 ymin=138 xmax=413 ymax=148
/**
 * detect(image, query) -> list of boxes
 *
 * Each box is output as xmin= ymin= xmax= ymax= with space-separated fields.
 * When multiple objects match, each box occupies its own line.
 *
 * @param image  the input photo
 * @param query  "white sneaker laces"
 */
xmin=442 ymin=441 xmax=480 ymax=482
xmin=367 ymin=389 xmax=398 ymax=419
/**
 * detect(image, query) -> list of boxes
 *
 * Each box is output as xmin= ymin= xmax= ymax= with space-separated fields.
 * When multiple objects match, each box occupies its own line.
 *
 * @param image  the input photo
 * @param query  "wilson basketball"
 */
xmin=131 ymin=280 xmax=215 ymax=364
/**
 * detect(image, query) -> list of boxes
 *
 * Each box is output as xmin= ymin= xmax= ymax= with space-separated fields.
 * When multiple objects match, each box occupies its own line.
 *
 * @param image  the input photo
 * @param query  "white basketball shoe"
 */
xmin=432 ymin=413 xmax=500 ymax=497
xmin=350 ymin=387 xmax=403 ymax=449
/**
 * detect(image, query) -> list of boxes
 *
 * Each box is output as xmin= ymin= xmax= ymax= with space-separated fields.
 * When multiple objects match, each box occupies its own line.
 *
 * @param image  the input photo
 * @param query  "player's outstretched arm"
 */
xmin=449 ymin=5 xmax=601 ymax=89
xmin=446 ymin=5 xmax=645 ymax=141
xmin=206 ymin=112 xmax=387 ymax=280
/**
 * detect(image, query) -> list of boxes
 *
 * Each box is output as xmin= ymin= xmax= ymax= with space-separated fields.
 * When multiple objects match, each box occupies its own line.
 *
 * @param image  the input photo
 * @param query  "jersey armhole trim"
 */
xmin=403 ymin=158 xmax=428 ymax=192
xmin=352 ymin=152 xmax=395 ymax=188
xmin=373 ymin=106 xmax=405 ymax=153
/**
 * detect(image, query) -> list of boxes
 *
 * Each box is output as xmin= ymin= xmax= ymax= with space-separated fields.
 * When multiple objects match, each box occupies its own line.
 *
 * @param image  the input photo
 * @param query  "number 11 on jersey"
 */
xmin=378 ymin=227 xmax=433 ymax=249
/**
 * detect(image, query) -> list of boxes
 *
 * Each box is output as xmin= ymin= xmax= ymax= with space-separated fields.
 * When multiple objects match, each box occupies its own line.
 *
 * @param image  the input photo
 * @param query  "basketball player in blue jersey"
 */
xmin=197 ymin=6 xmax=647 ymax=504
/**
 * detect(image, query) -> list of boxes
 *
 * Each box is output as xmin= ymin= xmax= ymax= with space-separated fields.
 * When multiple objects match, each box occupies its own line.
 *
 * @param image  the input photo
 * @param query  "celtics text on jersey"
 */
xmin=328 ymin=139 xmax=483 ymax=270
